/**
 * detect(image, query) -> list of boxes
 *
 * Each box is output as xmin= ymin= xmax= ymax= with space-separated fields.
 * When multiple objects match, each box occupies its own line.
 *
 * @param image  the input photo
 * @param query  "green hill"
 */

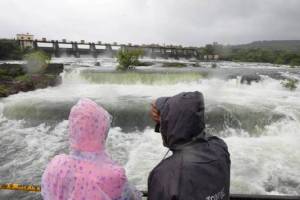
xmin=232 ymin=40 xmax=300 ymax=52
xmin=211 ymin=40 xmax=300 ymax=66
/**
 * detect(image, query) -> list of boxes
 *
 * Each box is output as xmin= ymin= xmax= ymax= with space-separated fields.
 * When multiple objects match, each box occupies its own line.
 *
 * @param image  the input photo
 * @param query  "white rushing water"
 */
xmin=0 ymin=58 xmax=300 ymax=199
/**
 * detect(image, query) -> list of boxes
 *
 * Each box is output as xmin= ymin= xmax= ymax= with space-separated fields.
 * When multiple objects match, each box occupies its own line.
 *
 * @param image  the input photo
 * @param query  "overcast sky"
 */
xmin=1 ymin=0 xmax=300 ymax=46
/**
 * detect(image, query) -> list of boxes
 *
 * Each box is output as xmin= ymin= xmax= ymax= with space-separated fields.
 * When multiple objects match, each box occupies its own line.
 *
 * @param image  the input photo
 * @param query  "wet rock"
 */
xmin=137 ymin=61 xmax=154 ymax=66
xmin=192 ymin=62 xmax=202 ymax=67
xmin=211 ymin=63 xmax=218 ymax=68
xmin=0 ymin=63 xmax=64 ymax=98
xmin=44 ymin=63 xmax=64 ymax=75
xmin=30 ymin=74 xmax=62 ymax=88
xmin=241 ymin=74 xmax=261 ymax=85
xmin=162 ymin=62 xmax=187 ymax=67
xmin=0 ymin=64 xmax=25 ymax=77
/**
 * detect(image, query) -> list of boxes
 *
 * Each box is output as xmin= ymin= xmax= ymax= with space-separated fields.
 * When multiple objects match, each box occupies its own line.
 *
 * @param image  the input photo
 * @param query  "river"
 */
xmin=0 ymin=57 xmax=300 ymax=199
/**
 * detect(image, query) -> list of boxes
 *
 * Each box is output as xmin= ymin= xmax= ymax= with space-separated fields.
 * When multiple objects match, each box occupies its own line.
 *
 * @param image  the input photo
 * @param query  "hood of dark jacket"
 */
xmin=155 ymin=91 xmax=206 ymax=149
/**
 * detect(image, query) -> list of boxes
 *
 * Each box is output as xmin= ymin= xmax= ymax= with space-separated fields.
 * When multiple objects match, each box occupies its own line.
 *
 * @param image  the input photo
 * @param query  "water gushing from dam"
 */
xmin=0 ymin=57 xmax=300 ymax=199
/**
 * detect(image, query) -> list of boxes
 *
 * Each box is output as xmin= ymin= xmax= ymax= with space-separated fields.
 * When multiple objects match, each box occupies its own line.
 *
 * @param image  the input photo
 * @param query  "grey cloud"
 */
xmin=0 ymin=0 xmax=300 ymax=46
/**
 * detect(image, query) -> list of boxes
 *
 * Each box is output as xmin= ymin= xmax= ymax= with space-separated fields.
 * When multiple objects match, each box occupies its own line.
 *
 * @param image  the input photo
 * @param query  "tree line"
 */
xmin=204 ymin=43 xmax=300 ymax=67
xmin=0 ymin=39 xmax=29 ymax=60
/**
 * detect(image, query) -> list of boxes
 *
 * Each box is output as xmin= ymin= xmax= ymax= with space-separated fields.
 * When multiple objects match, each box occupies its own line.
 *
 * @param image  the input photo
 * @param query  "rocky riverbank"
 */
xmin=0 ymin=63 xmax=63 ymax=97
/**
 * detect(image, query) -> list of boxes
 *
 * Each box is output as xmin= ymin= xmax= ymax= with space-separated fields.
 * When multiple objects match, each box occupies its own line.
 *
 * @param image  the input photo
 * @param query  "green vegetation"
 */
xmin=0 ymin=85 xmax=9 ymax=97
xmin=281 ymin=79 xmax=298 ymax=91
xmin=116 ymin=49 xmax=144 ymax=71
xmin=0 ymin=39 xmax=31 ymax=60
xmin=15 ymin=74 xmax=32 ymax=84
xmin=161 ymin=62 xmax=187 ymax=68
xmin=0 ymin=63 xmax=62 ymax=98
xmin=232 ymin=40 xmax=300 ymax=52
xmin=24 ymin=51 xmax=51 ymax=73
xmin=0 ymin=64 xmax=26 ymax=86
xmin=203 ymin=44 xmax=215 ymax=55
xmin=202 ymin=41 xmax=300 ymax=67
xmin=0 ymin=64 xmax=25 ymax=77
xmin=290 ymin=58 xmax=300 ymax=67
xmin=224 ymin=49 xmax=300 ymax=66
xmin=80 ymin=71 xmax=204 ymax=85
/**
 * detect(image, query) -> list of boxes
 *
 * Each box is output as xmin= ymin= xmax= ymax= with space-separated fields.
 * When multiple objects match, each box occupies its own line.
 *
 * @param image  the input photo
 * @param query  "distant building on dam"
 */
xmin=16 ymin=33 xmax=34 ymax=49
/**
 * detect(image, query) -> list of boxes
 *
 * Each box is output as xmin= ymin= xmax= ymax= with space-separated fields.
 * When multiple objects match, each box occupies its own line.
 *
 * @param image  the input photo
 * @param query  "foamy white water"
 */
xmin=0 ymin=58 xmax=299 ymax=199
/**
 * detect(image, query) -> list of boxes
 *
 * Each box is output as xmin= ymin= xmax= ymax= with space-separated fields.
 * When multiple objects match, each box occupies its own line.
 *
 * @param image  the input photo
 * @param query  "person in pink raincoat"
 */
xmin=41 ymin=98 xmax=142 ymax=200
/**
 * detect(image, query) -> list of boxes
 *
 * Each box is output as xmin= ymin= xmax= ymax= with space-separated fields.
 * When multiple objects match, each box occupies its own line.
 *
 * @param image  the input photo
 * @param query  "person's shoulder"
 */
xmin=206 ymin=136 xmax=230 ymax=162
xmin=52 ymin=154 xmax=69 ymax=162
xmin=207 ymin=136 xmax=229 ymax=150
xmin=42 ymin=154 xmax=70 ymax=181
xmin=46 ymin=154 xmax=70 ymax=169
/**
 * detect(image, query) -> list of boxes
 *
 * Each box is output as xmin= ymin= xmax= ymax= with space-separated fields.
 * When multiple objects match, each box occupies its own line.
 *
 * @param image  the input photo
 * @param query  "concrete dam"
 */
xmin=17 ymin=38 xmax=219 ymax=59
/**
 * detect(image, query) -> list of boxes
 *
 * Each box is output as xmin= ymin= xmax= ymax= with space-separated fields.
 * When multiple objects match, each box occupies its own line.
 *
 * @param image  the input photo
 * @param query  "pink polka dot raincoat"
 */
xmin=42 ymin=98 xmax=141 ymax=200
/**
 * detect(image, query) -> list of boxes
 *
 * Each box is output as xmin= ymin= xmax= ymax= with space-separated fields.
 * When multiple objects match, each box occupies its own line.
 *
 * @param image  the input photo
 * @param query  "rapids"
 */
xmin=0 ymin=57 xmax=300 ymax=199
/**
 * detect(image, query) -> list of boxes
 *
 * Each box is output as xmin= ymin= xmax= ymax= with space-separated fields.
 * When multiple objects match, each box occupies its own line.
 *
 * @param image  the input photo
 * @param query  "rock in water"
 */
xmin=44 ymin=63 xmax=64 ymax=75
xmin=212 ymin=63 xmax=218 ymax=68
xmin=0 ymin=63 xmax=64 ymax=98
xmin=241 ymin=74 xmax=261 ymax=85
xmin=0 ymin=64 xmax=25 ymax=77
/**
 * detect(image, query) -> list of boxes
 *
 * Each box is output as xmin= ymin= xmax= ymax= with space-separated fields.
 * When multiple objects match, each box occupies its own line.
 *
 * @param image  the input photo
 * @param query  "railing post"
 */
xmin=53 ymin=40 xmax=60 ymax=57
xmin=72 ymin=42 xmax=79 ymax=58
xmin=105 ymin=44 xmax=113 ymax=57
xmin=90 ymin=43 xmax=97 ymax=58
xmin=33 ymin=40 xmax=38 ymax=50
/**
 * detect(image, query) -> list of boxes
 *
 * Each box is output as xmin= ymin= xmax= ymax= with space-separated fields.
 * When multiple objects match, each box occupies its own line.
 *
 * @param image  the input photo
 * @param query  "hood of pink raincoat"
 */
xmin=68 ymin=98 xmax=110 ymax=152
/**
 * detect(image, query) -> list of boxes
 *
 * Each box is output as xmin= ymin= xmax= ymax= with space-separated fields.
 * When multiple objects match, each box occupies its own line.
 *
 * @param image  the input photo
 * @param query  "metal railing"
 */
xmin=1 ymin=184 xmax=299 ymax=200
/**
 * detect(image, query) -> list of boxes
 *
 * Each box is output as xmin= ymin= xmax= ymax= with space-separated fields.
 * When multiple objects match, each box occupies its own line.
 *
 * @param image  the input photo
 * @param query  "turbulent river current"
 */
xmin=0 ymin=57 xmax=300 ymax=199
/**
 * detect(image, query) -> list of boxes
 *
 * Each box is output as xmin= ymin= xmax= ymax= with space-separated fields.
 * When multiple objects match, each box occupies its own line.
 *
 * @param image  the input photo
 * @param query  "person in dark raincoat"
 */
xmin=148 ymin=91 xmax=231 ymax=200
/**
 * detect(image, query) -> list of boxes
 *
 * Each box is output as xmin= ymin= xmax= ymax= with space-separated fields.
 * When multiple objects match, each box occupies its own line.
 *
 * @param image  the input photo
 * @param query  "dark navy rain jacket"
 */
xmin=148 ymin=91 xmax=231 ymax=200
